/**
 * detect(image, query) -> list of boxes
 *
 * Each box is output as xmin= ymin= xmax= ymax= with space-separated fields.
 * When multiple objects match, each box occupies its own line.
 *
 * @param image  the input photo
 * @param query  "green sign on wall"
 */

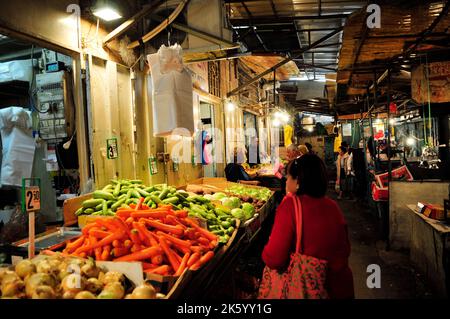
xmin=107 ymin=138 xmax=118 ymax=159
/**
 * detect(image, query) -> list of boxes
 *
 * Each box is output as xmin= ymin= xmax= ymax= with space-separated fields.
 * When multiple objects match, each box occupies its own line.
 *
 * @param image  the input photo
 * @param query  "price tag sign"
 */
xmin=107 ymin=138 xmax=119 ymax=159
xmin=25 ymin=186 xmax=40 ymax=212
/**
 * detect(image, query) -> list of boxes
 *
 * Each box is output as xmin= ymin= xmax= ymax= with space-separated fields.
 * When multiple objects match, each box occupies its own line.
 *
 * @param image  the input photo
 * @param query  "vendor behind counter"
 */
xmin=225 ymin=147 xmax=285 ymax=202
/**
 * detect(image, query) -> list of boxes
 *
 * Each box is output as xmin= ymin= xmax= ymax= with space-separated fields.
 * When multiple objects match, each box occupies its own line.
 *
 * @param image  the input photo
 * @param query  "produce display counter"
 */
xmin=0 ymin=178 xmax=276 ymax=299
xmin=172 ymin=178 xmax=275 ymax=298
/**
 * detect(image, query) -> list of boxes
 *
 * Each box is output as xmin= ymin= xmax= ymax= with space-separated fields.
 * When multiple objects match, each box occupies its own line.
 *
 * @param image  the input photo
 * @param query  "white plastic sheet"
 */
xmin=0 ymin=107 xmax=36 ymax=187
xmin=0 ymin=59 xmax=34 ymax=83
xmin=147 ymin=44 xmax=194 ymax=137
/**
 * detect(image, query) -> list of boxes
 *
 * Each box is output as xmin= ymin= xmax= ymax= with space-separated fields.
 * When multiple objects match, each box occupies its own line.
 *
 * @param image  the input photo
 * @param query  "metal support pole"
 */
xmin=387 ymin=68 xmax=392 ymax=182
xmin=372 ymin=71 xmax=379 ymax=170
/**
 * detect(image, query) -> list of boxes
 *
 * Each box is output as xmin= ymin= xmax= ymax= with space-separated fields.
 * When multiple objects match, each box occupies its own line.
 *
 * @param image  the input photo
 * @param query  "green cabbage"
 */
xmin=211 ymin=192 xmax=227 ymax=200
xmin=241 ymin=203 xmax=255 ymax=220
xmin=230 ymin=208 xmax=245 ymax=221
xmin=221 ymin=197 xmax=241 ymax=209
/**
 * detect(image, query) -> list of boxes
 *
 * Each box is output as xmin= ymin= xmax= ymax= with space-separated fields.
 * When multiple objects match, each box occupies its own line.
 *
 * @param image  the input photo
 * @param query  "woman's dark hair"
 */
xmin=305 ymin=142 xmax=313 ymax=151
xmin=286 ymin=154 xmax=328 ymax=198
xmin=339 ymin=146 xmax=347 ymax=153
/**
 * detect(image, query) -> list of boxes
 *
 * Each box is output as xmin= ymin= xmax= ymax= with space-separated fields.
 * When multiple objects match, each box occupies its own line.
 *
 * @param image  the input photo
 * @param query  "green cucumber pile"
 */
xmin=75 ymin=179 xmax=189 ymax=217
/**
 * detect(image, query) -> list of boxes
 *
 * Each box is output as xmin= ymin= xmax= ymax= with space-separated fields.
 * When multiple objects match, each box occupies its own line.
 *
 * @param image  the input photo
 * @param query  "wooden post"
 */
xmin=28 ymin=211 xmax=35 ymax=259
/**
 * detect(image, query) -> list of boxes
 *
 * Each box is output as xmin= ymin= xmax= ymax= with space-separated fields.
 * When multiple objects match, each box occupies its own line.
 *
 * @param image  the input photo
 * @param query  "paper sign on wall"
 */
xmin=342 ymin=123 xmax=352 ymax=137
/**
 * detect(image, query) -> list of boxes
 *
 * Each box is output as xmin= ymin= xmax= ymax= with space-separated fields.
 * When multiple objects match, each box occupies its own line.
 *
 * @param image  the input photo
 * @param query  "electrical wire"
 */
xmin=28 ymin=45 xmax=47 ymax=115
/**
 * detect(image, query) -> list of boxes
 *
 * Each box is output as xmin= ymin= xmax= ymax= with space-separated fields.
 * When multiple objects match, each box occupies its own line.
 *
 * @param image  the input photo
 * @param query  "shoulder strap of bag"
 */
xmin=292 ymin=195 xmax=303 ymax=254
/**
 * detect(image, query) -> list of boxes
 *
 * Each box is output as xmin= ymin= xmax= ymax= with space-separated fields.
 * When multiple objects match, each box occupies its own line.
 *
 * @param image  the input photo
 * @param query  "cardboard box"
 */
xmin=375 ymin=165 xmax=413 ymax=188
xmin=420 ymin=203 xmax=445 ymax=221
xmin=371 ymin=182 xmax=388 ymax=202
xmin=63 ymin=193 xmax=93 ymax=226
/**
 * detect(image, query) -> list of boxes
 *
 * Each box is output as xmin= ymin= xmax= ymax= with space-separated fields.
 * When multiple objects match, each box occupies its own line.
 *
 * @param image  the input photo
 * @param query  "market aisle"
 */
xmin=334 ymin=196 xmax=435 ymax=299
xmin=223 ymin=191 xmax=435 ymax=299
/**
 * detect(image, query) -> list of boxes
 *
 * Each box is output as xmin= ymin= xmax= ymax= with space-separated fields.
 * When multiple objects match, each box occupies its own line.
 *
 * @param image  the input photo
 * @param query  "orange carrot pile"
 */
xmin=63 ymin=202 xmax=218 ymax=276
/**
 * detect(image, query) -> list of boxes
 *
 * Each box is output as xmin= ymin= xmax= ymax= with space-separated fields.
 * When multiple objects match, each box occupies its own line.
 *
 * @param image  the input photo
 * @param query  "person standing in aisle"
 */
xmin=286 ymin=144 xmax=301 ymax=161
xmin=298 ymin=145 xmax=309 ymax=157
xmin=261 ymin=154 xmax=354 ymax=299
xmin=346 ymin=148 xmax=356 ymax=200
xmin=336 ymin=146 xmax=350 ymax=200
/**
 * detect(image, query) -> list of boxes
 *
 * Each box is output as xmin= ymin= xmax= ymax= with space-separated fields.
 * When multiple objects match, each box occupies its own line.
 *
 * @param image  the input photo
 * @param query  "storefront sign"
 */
xmin=412 ymin=61 xmax=450 ymax=103
xmin=107 ymin=138 xmax=118 ymax=159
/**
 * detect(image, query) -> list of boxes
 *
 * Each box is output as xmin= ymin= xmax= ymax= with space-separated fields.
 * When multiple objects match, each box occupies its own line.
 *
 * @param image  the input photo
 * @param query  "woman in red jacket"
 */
xmin=262 ymin=154 xmax=354 ymax=299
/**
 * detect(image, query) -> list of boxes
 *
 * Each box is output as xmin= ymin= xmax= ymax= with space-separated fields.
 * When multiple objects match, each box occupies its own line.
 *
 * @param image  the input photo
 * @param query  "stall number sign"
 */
xmin=107 ymin=138 xmax=119 ymax=159
xmin=149 ymin=156 xmax=158 ymax=175
xmin=25 ymin=186 xmax=40 ymax=212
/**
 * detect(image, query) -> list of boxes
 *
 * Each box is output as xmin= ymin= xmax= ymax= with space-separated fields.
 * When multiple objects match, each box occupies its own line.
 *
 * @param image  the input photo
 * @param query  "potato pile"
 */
xmin=0 ymin=254 xmax=162 ymax=299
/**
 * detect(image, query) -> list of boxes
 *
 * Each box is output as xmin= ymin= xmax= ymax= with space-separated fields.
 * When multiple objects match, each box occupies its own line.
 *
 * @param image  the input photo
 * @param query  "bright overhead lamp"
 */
xmin=272 ymin=119 xmax=281 ymax=127
xmin=226 ymin=101 xmax=236 ymax=112
xmin=93 ymin=1 xmax=122 ymax=21
xmin=406 ymin=137 xmax=415 ymax=146
xmin=94 ymin=7 xmax=122 ymax=21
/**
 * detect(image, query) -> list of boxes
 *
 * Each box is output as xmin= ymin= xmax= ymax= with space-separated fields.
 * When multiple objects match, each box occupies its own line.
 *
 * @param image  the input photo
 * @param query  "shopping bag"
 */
xmin=258 ymin=194 xmax=329 ymax=299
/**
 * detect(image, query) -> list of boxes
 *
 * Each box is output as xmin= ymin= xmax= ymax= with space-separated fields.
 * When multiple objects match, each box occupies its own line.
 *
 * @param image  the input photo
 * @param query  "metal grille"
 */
xmin=208 ymin=61 xmax=221 ymax=97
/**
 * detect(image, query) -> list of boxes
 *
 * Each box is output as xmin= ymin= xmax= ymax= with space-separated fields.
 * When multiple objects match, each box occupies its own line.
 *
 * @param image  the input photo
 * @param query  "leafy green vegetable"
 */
xmin=221 ymin=197 xmax=241 ymax=209
xmin=242 ymin=203 xmax=255 ymax=220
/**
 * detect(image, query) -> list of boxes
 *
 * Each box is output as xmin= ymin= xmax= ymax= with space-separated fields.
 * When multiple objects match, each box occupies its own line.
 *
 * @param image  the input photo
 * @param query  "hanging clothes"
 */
xmin=194 ymin=129 xmax=213 ymax=165
xmin=333 ymin=133 xmax=342 ymax=153
xmin=284 ymin=124 xmax=293 ymax=146
xmin=147 ymin=44 xmax=194 ymax=137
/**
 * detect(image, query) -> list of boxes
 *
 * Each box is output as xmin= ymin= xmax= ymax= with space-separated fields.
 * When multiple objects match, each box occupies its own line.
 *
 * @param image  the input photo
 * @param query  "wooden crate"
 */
xmin=63 ymin=193 xmax=93 ymax=227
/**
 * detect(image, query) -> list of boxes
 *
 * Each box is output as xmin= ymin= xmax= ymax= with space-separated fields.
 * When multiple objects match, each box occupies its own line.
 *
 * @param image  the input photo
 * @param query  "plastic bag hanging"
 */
xmin=147 ymin=44 xmax=194 ymax=137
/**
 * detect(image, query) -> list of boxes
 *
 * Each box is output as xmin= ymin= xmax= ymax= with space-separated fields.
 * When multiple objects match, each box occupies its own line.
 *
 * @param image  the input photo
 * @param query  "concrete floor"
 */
xmin=332 ymin=196 xmax=435 ymax=299
xmin=231 ymin=192 xmax=436 ymax=299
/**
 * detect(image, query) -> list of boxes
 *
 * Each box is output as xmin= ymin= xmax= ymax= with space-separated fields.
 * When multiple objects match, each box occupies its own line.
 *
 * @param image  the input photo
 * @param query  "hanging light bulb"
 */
xmin=280 ymin=112 xmax=290 ymax=123
xmin=406 ymin=137 xmax=415 ymax=146
xmin=226 ymin=101 xmax=236 ymax=112
xmin=272 ymin=119 xmax=281 ymax=127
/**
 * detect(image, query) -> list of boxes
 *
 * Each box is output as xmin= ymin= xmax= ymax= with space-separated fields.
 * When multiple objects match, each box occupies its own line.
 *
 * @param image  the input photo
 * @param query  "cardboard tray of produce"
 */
xmin=63 ymin=193 xmax=93 ymax=227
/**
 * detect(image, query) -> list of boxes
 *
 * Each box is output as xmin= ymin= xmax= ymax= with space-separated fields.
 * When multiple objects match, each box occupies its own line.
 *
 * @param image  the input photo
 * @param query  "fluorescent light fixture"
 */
xmin=406 ymin=137 xmax=415 ymax=146
xmin=94 ymin=7 xmax=122 ymax=21
xmin=226 ymin=102 xmax=236 ymax=112
xmin=289 ymin=76 xmax=310 ymax=81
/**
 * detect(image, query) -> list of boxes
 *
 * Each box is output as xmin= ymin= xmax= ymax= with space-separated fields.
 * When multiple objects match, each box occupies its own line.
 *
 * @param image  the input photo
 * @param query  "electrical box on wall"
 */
xmin=36 ymin=71 xmax=74 ymax=141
